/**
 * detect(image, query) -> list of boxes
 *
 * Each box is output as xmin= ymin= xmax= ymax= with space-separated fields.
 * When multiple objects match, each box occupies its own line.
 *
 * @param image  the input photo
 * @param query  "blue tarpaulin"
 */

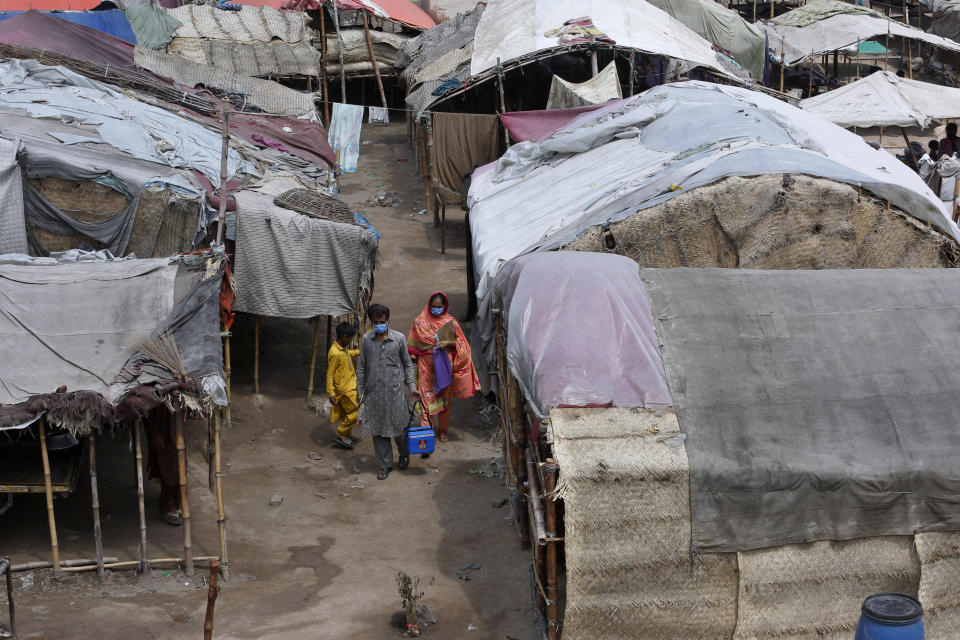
xmin=0 ymin=9 xmax=136 ymax=42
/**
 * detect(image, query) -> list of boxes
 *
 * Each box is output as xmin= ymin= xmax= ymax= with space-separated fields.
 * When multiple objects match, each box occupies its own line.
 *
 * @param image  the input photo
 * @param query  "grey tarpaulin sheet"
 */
xmin=490 ymin=252 xmax=671 ymax=416
xmin=233 ymin=190 xmax=365 ymax=319
xmin=642 ymin=267 xmax=960 ymax=553
xmin=0 ymin=257 xmax=177 ymax=405
xmin=0 ymin=136 xmax=26 ymax=255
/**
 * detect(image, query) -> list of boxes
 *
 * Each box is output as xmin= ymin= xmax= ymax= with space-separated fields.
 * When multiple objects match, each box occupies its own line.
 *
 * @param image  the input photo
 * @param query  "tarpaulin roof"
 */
xmin=644 ymin=267 xmax=960 ymax=552
xmin=470 ymin=0 xmax=731 ymax=78
xmin=468 ymin=81 xmax=958 ymax=299
xmin=762 ymin=1 xmax=960 ymax=65
xmin=0 ymin=10 xmax=135 ymax=69
xmin=0 ymin=9 xmax=136 ymax=42
xmin=801 ymin=70 xmax=960 ymax=129
xmin=0 ymin=0 xmax=96 ymax=10
xmin=238 ymin=0 xmax=435 ymax=30
xmin=500 ymin=103 xmax=607 ymax=143
xmin=491 ymin=252 xmax=671 ymax=416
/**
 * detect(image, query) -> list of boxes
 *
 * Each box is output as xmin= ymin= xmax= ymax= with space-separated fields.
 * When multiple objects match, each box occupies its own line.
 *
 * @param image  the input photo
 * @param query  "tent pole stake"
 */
xmin=134 ymin=419 xmax=148 ymax=572
xmin=88 ymin=431 xmax=105 ymax=583
xmin=175 ymin=403 xmax=194 ymax=576
xmin=38 ymin=418 xmax=60 ymax=572
xmin=214 ymin=408 xmax=230 ymax=581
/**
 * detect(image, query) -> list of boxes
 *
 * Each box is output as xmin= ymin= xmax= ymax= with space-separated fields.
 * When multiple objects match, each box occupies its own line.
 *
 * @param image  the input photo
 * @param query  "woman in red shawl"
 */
xmin=407 ymin=291 xmax=480 ymax=442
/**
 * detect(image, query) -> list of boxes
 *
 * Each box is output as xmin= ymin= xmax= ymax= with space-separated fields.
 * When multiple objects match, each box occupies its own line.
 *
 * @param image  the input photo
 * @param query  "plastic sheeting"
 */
xmin=470 ymin=0 xmax=730 ymax=78
xmin=467 ymin=81 xmax=958 ymax=299
xmin=492 ymin=252 xmax=671 ymax=416
xmin=0 ymin=10 xmax=137 ymax=70
xmin=644 ymin=267 xmax=960 ymax=552
xmin=762 ymin=11 xmax=960 ymax=66
xmin=125 ymin=4 xmax=181 ymax=49
xmin=168 ymin=4 xmax=310 ymax=42
xmin=546 ymin=60 xmax=622 ymax=110
xmin=801 ymin=70 xmax=960 ymax=129
xmin=648 ymin=0 xmax=767 ymax=81
xmin=500 ymin=104 xmax=607 ymax=142
xmin=0 ymin=9 xmax=137 ymax=42
xmin=0 ymin=137 xmax=25 ymax=256
xmin=931 ymin=0 xmax=960 ymax=45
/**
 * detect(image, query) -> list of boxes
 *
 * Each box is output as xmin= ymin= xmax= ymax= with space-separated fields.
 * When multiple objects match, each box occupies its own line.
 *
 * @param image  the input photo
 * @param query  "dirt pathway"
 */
xmin=0 ymin=122 xmax=534 ymax=639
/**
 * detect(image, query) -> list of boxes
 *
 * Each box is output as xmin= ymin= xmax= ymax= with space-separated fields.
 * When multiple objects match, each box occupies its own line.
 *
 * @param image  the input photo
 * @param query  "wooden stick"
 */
xmin=214 ymin=408 xmax=230 ymax=581
xmin=880 ymin=126 xmax=884 ymax=145
xmin=38 ymin=418 xmax=60 ymax=572
xmin=524 ymin=449 xmax=548 ymax=544
xmin=320 ymin=0 xmax=330 ymax=127
xmin=953 ymin=178 xmax=959 ymax=223
xmin=88 ymin=431 xmax=105 ymax=583
xmin=207 ymin=414 xmax=216 ymax=493
xmin=426 ymin=116 xmax=438 ymax=228
xmin=362 ymin=12 xmax=388 ymax=110
xmin=326 ymin=315 xmax=333 ymax=355
xmin=779 ymin=41 xmax=785 ymax=93
xmin=59 ymin=556 xmax=218 ymax=573
xmin=215 ymin=109 xmax=229 ymax=246
xmin=885 ymin=12 xmax=891 ymax=68
xmin=497 ymin=57 xmax=509 ymax=147
xmin=543 ymin=459 xmax=559 ymax=640
xmin=901 ymin=127 xmax=919 ymax=171
xmin=224 ymin=334 xmax=232 ymax=404
xmin=204 ymin=558 xmax=220 ymax=640
xmin=441 ymin=201 xmax=447 ymax=255
xmin=134 ymin=420 xmax=148 ymax=573
xmin=856 ymin=38 xmax=861 ymax=79
xmin=628 ymin=54 xmax=634 ymax=97
xmin=418 ymin=123 xmax=431 ymax=216
xmin=328 ymin=0 xmax=346 ymax=102
xmin=770 ymin=0 xmax=774 ymax=19
xmin=174 ymin=405 xmax=194 ymax=576
xmin=2 ymin=556 xmax=14 ymax=638
xmin=12 ymin=557 xmax=118 ymax=572
xmin=807 ymin=58 xmax=814 ymax=97
xmin=753 ymin=0 xmax=757 ymax=22
xmin=908 ymin=40 xmax=913 ymax=79
xmin=306 ymin=316 xmax=321 ymax=405
xmin=253 ymin=316 xmax=260 ymax=395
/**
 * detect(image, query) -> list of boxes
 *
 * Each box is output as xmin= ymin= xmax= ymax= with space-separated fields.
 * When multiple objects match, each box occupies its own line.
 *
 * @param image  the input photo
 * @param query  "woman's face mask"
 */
xmin=430 ymin=306 xmax=444 ymax=317
xmin=373 ymin=322 xmax=388 ymax=334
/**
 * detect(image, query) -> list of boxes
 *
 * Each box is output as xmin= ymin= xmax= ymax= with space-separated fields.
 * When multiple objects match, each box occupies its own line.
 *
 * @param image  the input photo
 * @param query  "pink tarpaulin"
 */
xmin=229 ymin=113 xmax=335 ymax=169
xmin=0 ymin=0 xmax=96 ymax=10
xmin=492 ymin=252 xmax=672 ymax=414
xmin=247 ymin=0 xmax=435 ymax=29
xmin=499 ymin=103 xmax=613 ymax=143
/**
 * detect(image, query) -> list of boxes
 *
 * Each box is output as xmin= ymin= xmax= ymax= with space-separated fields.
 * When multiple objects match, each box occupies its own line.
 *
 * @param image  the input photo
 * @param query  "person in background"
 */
xmin=407 ymin=292 xmax=481 ymax=443
xmin=327 ymin=321 xmax=361 ymax=449
xmin=919 ymin=140 xmax=940 ymax=180
xmin=356 ymin=303 xmax=419 ymax=480
xmin=939 ymin=123 xmax=960 ymax=158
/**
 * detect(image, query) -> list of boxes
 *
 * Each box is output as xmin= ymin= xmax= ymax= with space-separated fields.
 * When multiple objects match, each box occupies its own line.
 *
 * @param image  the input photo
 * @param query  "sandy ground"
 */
xmin=0 ymin=122 xmax=535 ymax=639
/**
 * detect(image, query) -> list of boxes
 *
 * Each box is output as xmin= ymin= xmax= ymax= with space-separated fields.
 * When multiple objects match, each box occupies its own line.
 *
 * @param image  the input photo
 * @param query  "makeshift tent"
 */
xmin=0 ymin=9 xmax=136 ymax=42
xmin=762 ymin=0 xmax=960 ymax=65
xmin=485 ymin=251 xmax=960 ymax=639
xmin=801 ymin=70 xmax=960 ymax=128
xmin=467 ymin=81 xmax=959 ymax=299
xmin=647 ymin=0 xmax=767 ymax=81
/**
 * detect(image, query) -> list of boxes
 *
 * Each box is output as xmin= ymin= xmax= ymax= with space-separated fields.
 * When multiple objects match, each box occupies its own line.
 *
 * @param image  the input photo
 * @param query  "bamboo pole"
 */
xmin=543 ymin=459 xmax=559 ymax=640
xmin=753 ymin=0 xmax=757 ymax=22
xmin=953 ymin=177 xmax=959 ymax=222
xmin=88 ymin=431 xmax=105 ymax=583
xmin=418 ymin=123 xmax=431 ymax=216
xmin=426 ymin=116 xmax=439 ymax=228
xmin=215 ymin=109 xmax=229 ymax=246
xmin=524 ymin=449 xmax=547 ymax=544
xmin=38 ymin=418 xmax=60 ymax=572
xmin=901 ymin=127 xmax=919 ymax=171
xmin=2 ymin=556 xmax=14 ymax=638
xmin=441 ymin=202 xmax=446 ymax=255
xmin=589 ymin=36 xmax=598 ymax=77
xmin=207 ymin=414 xmax=216 ymax=493
xmin=320 ymin=0 xmax=330 ymax=126
xmin=779 ymin=41 xmax=785 ymax=93
xmin=908 ymin=41 xmax=913 ymax=79
xmin=204 ymin=558 xmax=220 ymax=640
xmin=174 ymin=405 xmax=194 ymax=576
xmin=58 ymin=556 xmax=218 ymax=573
xmin=12 ymin=557 xmax=118 ymax=572
xmin=885 ymin=12 xmax=891 ymax=68
xmin=329 ymin=0 xmax=346 ymax=101
xmin=880 ymin=126 xmax=884 ymax=145
xmin=856 ymin=38 xmax=861 ymax=79
xmin=326 ymin=315 xmax=333 ymax=354
xmin=807 ymin=58 xmax=814 ymax=97
xmin=253 ymin=316 xmax=260 ymax=395
xmin=214 ymin=408 xmax=230 ymax=581
xmin=306 ymin=316 xmax=321 ymax=405
xmin=224 ymin=334 xmax=232 ymax=403
xmin=361 ymin=12 xmax=388 ymax=110
xmin=497 ymin=57 xmax=508 ymax=147
xmin=134 ymin=420 xmax=148 ymax=573
xmin=770 ymin=0 xmax=774 ymax=19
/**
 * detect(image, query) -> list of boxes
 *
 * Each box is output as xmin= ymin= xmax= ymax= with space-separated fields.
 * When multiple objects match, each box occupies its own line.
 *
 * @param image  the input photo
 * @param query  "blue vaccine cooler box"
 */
xmin=407 ymin=426 xmax=436 ymax=455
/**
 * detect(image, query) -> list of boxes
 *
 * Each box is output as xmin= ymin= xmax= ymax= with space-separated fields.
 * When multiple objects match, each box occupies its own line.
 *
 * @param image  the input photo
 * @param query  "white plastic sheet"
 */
xmin=468 ymin=81 xmax=958 ymax=299
xmin=801 ymin=70 xmax=960 ymax=128
xmin=470 ymin=0 xmax=729 ymax=77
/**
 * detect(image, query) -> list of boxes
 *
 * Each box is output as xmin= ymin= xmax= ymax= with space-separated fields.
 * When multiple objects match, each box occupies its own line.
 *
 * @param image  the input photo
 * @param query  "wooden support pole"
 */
xmin=2 ymin=556 xmax=14 ymax=638
xmin=441 ymin=201 xmax=447 ymax=255
xmin=326 ymin=315 xmax=333 ymax=354
xmin=833 ymin=49 xmax=839 ymax=79
xmin=362 ymin=12 xmax=388 ymax=110
xmin=524 ymin=449 xmax=548 ymax=544
xmin=58 ymin=556 xmax=218 ymax=573
xmin=901 ymin=127 xmax=919 ymax=171
xmin=207 ymin=414 xmax=216 ymax=493
xmin=253 ymin=316 xmax=260 ymax=395
xmin=306 ymin=316 xmax=321 ymax=405
xmin=11 ymin=557 xmax=119 ymax=572
xmin=224 ymin=334 xmax=232 ymax=403
xmin=134 ymin=419 xmax=148 ymax=573
xmin=203 ymin=558 xmax=220 ymax=640
xmin=320 ymin=0 xmax=330 ymax=126
xmin=329 ymin=0 xmax=346 ymax=102
xmin=426 ymin=117 xmax=439 ymax=228
xmin=88 ymin=431 xmax=105 ymax=583
xmin=589 ymin=36 xmax=599 ymax=77
xmin=779 ymin=41 xmax=785 ymax=93
xmin=807 ymin=58 xmax=814 ymax=97
xmin=214 ymin=408 xmax=230 ymax=581
xmin=38 ymin=418 xmax=60 ymax=572
xmin=628 ymin=54 xmax=635 ymax=97
xmin=753 ymin=0 xmax=757 ymax=22
xmin=880 ymin=126 xmax=884 ymax=145
xmin=770 ymin=0 xmax=774 ymax=18
xmin=885 ymin=13 xmax=891 ymax=68
xmin=908 ymin=41 xmax=913 ymax=78
xmin=856 ymin=38 xmax=861 ymax=79
xmin=215 ymin=109 xmax=229 ymax=246
xmin=174 ymin=405 xmax=194 ymax=576
xmin=418 ymin=122 xmax=431 ymax=216
xmin=953 ymin=177 xmax=960 ymax=223
xmin=543 ymin=459 xmax=559 ymax=640
xmin=497 ymin=57 xmax=509 ymax=147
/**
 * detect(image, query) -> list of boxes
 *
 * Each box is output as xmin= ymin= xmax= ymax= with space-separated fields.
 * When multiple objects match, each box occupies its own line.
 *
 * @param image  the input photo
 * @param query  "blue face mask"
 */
xmin=373 ymin=322 xmax=388 ymax=334
xmin=430 ymin=306 xmax=444 ymax=316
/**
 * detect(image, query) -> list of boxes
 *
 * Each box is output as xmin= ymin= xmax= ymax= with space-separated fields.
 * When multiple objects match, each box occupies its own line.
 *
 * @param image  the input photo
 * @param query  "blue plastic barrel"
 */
xmin=854 ymin=593 xmax=924 ymax=640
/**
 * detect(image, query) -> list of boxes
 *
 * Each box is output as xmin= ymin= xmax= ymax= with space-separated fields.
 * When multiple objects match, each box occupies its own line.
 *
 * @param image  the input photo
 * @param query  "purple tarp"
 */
xmin=492 ymin=252 xmax=672 ymax=414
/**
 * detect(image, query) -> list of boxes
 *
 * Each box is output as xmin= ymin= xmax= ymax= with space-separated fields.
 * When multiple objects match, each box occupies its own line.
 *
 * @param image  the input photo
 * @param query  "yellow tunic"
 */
xmin=326 ymin=342 xmax=360 ymax=435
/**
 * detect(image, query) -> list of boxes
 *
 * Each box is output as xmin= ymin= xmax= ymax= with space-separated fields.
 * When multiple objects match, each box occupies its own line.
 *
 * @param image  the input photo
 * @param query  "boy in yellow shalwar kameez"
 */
xmin=327 ymin=322 xmax=361 ymax=448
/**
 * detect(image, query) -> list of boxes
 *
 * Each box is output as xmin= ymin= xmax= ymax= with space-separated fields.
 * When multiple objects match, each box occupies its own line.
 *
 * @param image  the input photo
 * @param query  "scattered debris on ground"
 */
xmin=361 ymin=191 xmax=401 ymax=207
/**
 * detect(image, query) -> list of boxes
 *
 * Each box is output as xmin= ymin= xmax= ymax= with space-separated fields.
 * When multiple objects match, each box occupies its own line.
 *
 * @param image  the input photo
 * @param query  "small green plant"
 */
xmin=396 ymin=571 xmax=424 ymax=637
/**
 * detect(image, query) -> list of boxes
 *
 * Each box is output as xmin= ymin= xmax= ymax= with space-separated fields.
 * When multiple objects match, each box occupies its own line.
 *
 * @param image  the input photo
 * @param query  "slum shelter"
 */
xmin=762 ymin=0 xmax=960 ymax=95
xmin=483 ymin=250 xmax=960 ymax=639
xmin=467 ymin=80 xmax=960 ymax=312
xmin=0 ymin=250 xmax=229 ymax=580
xmin=0 ymin=9 xmax=137 ymax=42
